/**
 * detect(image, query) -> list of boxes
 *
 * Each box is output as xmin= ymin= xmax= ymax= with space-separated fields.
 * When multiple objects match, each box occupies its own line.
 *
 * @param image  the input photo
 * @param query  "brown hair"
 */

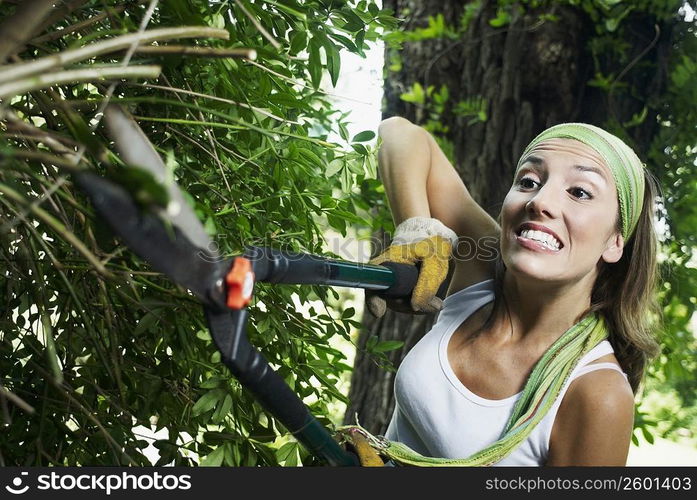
xmin=588 ymin=169 xmax=662 ymax=393
xmin=472 ymin=169 xmax=662 ymax=395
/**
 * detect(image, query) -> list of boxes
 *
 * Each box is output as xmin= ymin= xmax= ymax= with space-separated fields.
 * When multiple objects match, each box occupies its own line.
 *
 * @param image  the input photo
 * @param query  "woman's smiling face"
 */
xmin=500 ymin=138 xmax=624 ymax=285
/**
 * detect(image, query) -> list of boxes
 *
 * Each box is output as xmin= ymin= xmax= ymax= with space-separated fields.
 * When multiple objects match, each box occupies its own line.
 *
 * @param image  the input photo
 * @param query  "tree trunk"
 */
xmin=344 ymin=0 xmax=674 ymax=434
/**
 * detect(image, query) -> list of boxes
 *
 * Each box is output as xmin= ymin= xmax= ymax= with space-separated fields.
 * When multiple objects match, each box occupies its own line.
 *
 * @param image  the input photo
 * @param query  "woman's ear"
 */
xmin=602 ymin=231 xmax=624 ymax=264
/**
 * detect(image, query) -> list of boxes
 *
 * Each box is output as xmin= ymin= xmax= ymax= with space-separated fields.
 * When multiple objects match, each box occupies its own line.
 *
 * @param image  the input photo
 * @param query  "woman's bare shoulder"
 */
xmin=547 ymin=364 xmax=635 ymax=466
xmin=563 ymin=365 xmax=634 ymax=416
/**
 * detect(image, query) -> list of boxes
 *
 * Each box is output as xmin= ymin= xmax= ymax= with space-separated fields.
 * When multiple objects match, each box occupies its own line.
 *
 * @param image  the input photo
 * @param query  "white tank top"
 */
xmin=384 ymin=279 xmax=628 ymax=466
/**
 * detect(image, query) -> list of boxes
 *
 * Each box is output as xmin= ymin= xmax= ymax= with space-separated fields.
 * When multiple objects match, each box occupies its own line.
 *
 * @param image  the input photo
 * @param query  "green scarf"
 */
xmin=340 ymin=124 xmax=645 ymax=466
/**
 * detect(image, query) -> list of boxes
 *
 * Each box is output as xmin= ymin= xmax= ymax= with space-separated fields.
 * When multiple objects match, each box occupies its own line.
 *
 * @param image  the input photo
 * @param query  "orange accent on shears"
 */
xmin=226 ymin=257 xmax=254 ymax=309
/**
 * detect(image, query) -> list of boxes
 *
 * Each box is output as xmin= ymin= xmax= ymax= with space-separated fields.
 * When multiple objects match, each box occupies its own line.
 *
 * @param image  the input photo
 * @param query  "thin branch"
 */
xmin=27 ymin=358 xmax=136 ymax=465
xmin=214 ymin=139 xmax=265 ymax=170
xmin=163 ymin=125 xmax=245 ymax=206
xmin=244 ymin=58 xmax=372 ymax=105
xmin=7 ymin=207 xmax=119 ymax=380
xmin=90 ymin=0 xmax=160 ymax=135
xmin=0 ymin=384 xmax=35 ymax=415
xmin=173 ymin=75 xmax=233 ymax=194
xmin=0 ymin=65 xmax=162 ymax=100
xmin=0 ymin=26 xmax=229 ymax=84
xmin=165 ymin=124 xmax=221 ymax=163
xmin=3 ymin=112 xmax=80 ymax=153
xmin=32 ymin=0 xmax=92 ymax=36
xmin=0 ymin=172 xmax=70 ymax=233
xmin=133 ymin=114 xmax=336 ymax=147
xmin=0 ymin=0 xmax=56 ymax=63
xmin=607 ymin=24 xmax=661 ymax=125
xmin=38 ymin=181 xmax=78 ymax=246
xmin=120 ymin=82 xmax=302 ymax=125
xmin=0 ymin=149 xmax=85 ymax=173
xmin=613 ymin=24 xmax=661 ymax=88
xmin=31 ymin=1 xmax=149 ymax=44
xmin=127 ymin=45 xmax=258 ymax=59
xmin=0 ymin=182 xmax=114 ymax=278
xmin=1 ymin=132 xmax=75 ymax=155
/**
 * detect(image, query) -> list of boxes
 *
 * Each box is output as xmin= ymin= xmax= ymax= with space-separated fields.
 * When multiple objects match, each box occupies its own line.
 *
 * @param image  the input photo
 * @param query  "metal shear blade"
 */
xmin=74 ymin=105 xmax=227 ymax=308
xmin=103 ymin=104 xmax=213 ymax=252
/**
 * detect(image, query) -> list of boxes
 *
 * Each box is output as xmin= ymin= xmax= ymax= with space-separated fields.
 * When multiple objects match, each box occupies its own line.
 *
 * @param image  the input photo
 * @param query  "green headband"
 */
xmin=515 ymin=123 xmax=645 ymax=241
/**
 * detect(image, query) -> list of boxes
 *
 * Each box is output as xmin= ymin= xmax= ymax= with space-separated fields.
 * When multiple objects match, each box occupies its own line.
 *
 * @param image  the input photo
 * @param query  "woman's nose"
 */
xmin=525 ymin=186 xmax=558 ymax=218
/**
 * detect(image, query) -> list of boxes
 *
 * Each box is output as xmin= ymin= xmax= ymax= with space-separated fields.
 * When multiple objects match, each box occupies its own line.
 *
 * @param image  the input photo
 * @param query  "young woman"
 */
xmin=362 ymin=117 xmax=661 ymax=466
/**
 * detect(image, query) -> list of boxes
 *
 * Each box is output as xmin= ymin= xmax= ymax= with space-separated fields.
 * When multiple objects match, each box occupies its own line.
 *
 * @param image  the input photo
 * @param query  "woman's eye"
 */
xmin=569 ymin=187 xmax=593 ymax=199
xmin=518 ymin=177 xmax=538 ymax=189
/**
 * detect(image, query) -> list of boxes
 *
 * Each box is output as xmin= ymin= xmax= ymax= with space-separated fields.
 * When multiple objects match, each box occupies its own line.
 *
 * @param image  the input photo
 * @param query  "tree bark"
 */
xmin=344 ymin=0 xmax=675 ymax=434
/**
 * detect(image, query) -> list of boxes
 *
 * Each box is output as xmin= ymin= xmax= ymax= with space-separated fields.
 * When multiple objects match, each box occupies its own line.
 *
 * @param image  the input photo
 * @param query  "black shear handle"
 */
xmin=204 ymin=305 xmax=359 ymax=466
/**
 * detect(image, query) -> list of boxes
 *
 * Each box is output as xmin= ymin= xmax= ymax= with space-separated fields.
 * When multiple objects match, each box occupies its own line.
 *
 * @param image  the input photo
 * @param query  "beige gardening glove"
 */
xmin=346 ymin=429 xmax=385 ymax=467
xmin=367 ymin=216 xmax=457 ymax=317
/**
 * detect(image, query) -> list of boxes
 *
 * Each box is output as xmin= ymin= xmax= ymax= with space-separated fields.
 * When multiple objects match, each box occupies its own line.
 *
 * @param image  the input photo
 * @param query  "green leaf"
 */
xmin=597 ymin=0 xmax=624 ymax=8
xmin=623 ymin=106 xmax=648 ymax=128
xmin=328 ymin=33 xmax=358 ymax=52
xmin=289 ymin=30 xmax=307 ymax=55
xmin=204 ymin=216 xmax=217 ymax=236
xmin=352 ymin=130 xmax=375 ymax=142
xmin=311 ymin=370 xmax=348 ymax=403
xmin=351 ymin=143 xmax=369 ymax=155
xmin=297 ymin=148 xmax=323 ymax=167
xmin=212 ymin=394 xmax=233 ymax=424
xmin=641 ymin=426 xmax=655 ymax=444
xmin=489 ymin=8 xmax=511 ymax=27
xmin=134 ymin=309 xmax=160 ymax=336
xmin=208 ymin=12 xmax=225 ymax=29
xmin=605 ymin=17 xmax=620 ymax=32
xmin=192 ymin=389 xmax=224 ymax=417
xmin=200 ymin=446 xmax=225 ymax=466
xmin=338 ymin=122 xmax=350 ymax=141
xmin=326 ymin=159 xmax=344 ymax=177
xmin=400 ymin=82 xmax=425 ymax=104
xmin=196 ymin=329 xmax=211 ymax=342
xmin=322 ymin=38 xmax=341 ymax=87
xmin=276 ymin=441 xmax=298 ymax=462
xmin=285 ymin=447 xmax=299 ymax=466
xmin=265 ymin=0 xmax=307 ymax=19
xmin=327 ymin=47 xmax=341 ymax=87
xmin=355 ymin=30 xmax=366 ymax=55
xmin=366 ymin=335 xmax=378 ymax=351
xmin=365 ymin=148 xmax=378 ymax=178
xmin=308 ymin=38 xmax=322 ymax=89
xmin=341 ymin=10 xmax=365 ymax=32
xmin=199 ymin=376 xmax=222 ymax=389
xmin=374 ymin=340 xmax=405 ymax=353
xmin=327 ymin=213 xmax=347 ymax=236
xmin=340 ymin=165 xmax=353 ymax=194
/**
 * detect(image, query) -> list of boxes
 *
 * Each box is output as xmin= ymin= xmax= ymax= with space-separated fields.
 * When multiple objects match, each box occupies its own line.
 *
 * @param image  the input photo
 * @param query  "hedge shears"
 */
xmin=73 ymin=106 xmax=418 ymax=466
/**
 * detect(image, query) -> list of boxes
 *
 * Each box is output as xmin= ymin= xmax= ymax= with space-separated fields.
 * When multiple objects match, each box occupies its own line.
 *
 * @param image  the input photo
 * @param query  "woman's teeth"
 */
xmin=519 ymin=229 xmax=561 ymax=251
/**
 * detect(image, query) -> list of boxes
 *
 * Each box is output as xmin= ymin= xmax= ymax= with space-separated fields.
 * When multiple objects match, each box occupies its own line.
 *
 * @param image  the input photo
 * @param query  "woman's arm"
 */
xmin=377 ymin=117 xmax=500 ymax=294
xmin=546 ymin=370 xmax=635 ymax=466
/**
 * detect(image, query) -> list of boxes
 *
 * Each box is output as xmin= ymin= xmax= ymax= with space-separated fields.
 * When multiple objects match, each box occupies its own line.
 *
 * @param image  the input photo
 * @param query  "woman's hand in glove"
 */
xmin=366 ymin=217 xmax=457 ymax=317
